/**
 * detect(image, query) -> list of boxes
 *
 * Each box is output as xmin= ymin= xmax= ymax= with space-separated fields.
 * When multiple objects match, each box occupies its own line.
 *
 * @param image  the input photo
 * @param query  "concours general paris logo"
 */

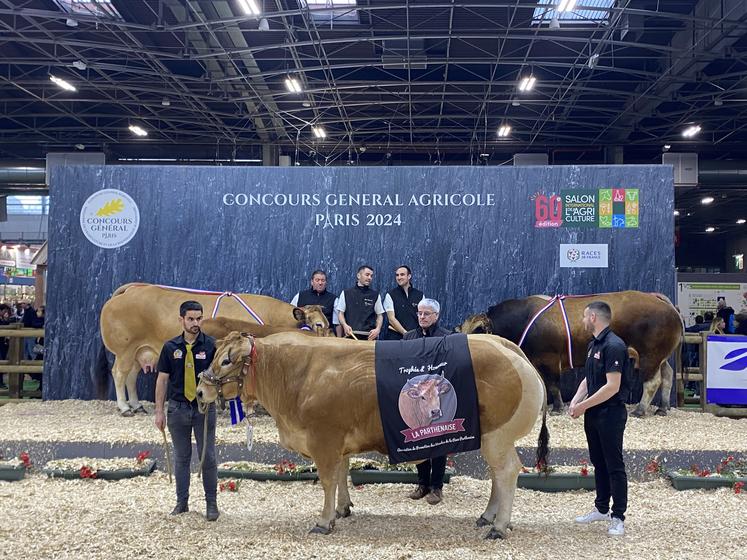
xmin=79 ymin=189 xmax=140 ymax=249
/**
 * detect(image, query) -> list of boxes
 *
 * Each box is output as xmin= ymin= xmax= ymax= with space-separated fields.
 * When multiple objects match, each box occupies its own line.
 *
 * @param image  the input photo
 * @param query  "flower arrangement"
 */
xmin=0 ymin=452 xmax=32 ymax=470
xmin=219 ymin=479 xmax=240 ymax=492
xmin=79 ymin=465 xmax=97 ymax=479
xmin=521 ymin=461 xmax=594 ymax=476
xmin=136 ymin=451 xmax=151 ymax=465
xmin=668 ymin=454 xmax=746 ymax=494
xmin=218 ymin=461 xmax=316 ymax=474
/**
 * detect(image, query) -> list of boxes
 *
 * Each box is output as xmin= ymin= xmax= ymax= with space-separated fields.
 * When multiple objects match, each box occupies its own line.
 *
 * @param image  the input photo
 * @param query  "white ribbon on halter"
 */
xmin=517 ymin=295 xmax=574 ymax=368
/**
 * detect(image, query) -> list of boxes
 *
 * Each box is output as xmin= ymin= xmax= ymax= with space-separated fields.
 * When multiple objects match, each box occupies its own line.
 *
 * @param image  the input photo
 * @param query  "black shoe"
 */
xmin=170 ymin=502 xmax=189 ymax=515
xmin=206 ymin=501 xmax=220 ymax=522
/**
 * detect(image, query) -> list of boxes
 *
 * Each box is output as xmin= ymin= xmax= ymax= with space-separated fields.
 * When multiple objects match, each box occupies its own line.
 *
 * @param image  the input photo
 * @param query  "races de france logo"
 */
xmin=79 ymin=189 xmax=140 ymax=249
xmin=566 ymin=248 xmax=580 ymax=262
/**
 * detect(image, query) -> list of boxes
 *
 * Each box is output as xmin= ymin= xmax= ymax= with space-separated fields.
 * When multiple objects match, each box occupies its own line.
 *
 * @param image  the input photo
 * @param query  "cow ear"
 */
xmin=438 ymin=382 xmax=451 ymax=394
xmin=407 ymin=388 xmax=421 ymax=399
xmin=292 ymin=307 xmax=306 ymax=321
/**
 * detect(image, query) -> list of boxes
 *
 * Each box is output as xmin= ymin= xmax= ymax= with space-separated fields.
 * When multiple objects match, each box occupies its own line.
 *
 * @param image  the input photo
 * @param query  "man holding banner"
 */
xmin=403 ymin=298 xmax=451 ymax=505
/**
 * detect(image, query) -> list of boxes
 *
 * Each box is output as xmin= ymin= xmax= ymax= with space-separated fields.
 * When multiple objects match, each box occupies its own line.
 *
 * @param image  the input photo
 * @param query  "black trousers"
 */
xmin=416 ymin=456 xmax=447 ymax=490
xmin=584 ymin=404 xmax=628 ymax=521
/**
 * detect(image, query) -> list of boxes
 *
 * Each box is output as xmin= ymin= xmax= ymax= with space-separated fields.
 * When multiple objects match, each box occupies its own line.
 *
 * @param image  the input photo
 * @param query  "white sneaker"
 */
xmin=608 ymin=517 xmax=625 ymax=536
xmin=574 ymin=509 xmax=610 ymax=524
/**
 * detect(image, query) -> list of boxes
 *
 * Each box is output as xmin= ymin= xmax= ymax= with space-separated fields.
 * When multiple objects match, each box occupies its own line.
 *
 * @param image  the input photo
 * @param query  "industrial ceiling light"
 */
xmin=518 ymin=76 xmax=536 ymax=92
xmin=161 ymin=97 xmax=171 ymax=106
xmin=737 ymin=219 xmax=746 ymax=224
xmin=285 ymin=76 xmax=302 ymax=93
xmin=238 ymin=0 xmax=261 ymax=16
xmin=312 ymin=126 xmax=326 ymax=139
xmin=129 ymin=124 xmax=148 ymax=137
xmin=587 ymin=53 xmax=599 ymax=69
xmin=50 ymin=75 xmax=76 ymax=92
xmin=701 ymin=196 xmax=714 ymax=205
xmin=663 ymin=144 xmax=671 ymax=150
xmin=258 ymin=18 xmax=270 ymax=31
xmin=682 ymin=125 xmax=701 ymax=138
xmin=72 ymin=60 xmax=87 ymax=71
xmin=705 ymin=226 xmax=715 ymax=233
xmin=673 ymin=210 xmax=680 ymax=216
xmin=497 ymin=125 xmax=511 ymax=137
xmin=556 ymin=0 xmax=577 ymax=12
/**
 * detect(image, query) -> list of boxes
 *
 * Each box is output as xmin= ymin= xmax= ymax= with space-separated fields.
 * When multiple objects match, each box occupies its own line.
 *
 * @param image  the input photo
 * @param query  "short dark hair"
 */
xmin=695 ymin=315 xmax=704 ymax=324
xmin=357 ymin=264 xmax=374 ymax=274
xmin=395 ymin=265 xmax=412 ymax=275
xmin=179 ymin=300 xmax=203 ymax=317
xmin=310 ymin=269 xmax=327 ymax=280
xmin=586 ymin=301 xmax=612 ymax=321
xmin=704 ymin=311 xmax=714 ymax=321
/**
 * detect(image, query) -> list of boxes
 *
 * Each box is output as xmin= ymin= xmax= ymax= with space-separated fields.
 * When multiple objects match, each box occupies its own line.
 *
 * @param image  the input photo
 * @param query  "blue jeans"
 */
xmin=167 ymin=400 xmax=217 ymax=504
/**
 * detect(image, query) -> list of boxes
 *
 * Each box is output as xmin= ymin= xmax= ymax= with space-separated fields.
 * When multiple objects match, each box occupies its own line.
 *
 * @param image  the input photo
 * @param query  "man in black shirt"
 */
xmin=290 ymin=269 xmax=339 ymax=335
xmin=383 ymin=265 xmax=424 ymax=340
xmin=338 ymin=265 xmax=384 ymax=340
xmin=403 ymin=298 xmax=451 ymax=505
xmin=155 ymin=301 xmax=219 ymax=521
xmin=716 ymin=298 xmax=736 ymax=333
xmin=570 ymin=301 xmax=629 ymax=537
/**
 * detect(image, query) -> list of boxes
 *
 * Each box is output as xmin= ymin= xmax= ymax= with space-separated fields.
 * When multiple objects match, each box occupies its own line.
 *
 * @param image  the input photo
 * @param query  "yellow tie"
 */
xmin=184 ymin=343 xmax=196 ymax=402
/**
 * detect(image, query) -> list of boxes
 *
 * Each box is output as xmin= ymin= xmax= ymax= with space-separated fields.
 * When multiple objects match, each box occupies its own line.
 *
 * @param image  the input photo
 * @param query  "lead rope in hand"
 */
xmin=197 ymin=406 xmax=209 ymax=479
xmin=160 ymin=427 xmax=173 ymax=484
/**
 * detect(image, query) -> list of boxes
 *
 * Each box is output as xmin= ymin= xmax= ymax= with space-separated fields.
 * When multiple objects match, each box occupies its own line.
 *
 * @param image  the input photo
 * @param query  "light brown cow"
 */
xmin=196 ymin=332 xmax=548 ymax=539
xmin=96 ymin=283 xmax=330 ymax=415
xmin=398 ymin=375 xmax=451 ymax=429
xmin=458 ymin=291 xmax=683 ymax=417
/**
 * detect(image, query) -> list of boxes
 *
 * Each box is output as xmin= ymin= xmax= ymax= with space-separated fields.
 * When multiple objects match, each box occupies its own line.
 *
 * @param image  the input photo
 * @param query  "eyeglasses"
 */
xmin=417 ymin=311 xmax=436 ymax=317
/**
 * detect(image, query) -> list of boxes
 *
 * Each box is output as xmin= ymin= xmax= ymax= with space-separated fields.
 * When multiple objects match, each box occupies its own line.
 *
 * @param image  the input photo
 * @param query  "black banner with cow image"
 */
xmin=375 ymin=334 xmax=481 ymax=464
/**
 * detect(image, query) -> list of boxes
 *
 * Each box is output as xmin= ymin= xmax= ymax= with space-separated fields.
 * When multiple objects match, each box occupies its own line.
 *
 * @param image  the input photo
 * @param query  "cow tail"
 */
xmin=536 ymin=408 xmax=550 ymax=471
xmin=93 ymin=343 xmax=112 ymax=399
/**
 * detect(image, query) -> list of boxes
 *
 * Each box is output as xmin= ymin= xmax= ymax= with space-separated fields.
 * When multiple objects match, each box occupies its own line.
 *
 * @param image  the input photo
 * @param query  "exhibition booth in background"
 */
xmin=45 ymin=164 xmax=674 ymax=400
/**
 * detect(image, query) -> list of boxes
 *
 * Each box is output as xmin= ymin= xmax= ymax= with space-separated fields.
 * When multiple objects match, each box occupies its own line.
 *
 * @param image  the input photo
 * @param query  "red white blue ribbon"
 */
xmin=518 ymin=295 xmax=574 ymax=368
xmin=211 ymin=292 xmax=265 ymax=325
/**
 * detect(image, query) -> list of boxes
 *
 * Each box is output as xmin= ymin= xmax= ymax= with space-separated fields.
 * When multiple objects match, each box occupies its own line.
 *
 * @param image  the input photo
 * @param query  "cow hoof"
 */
xmin=485 ymin=527 xmax=508 ymax=540
xmin=132 ymin=406 xmax=148 ymax=414
xmin=309 ymin=524 xmax=332 ymax=535
xmin=655 ymin=408 xmax=668 ymax=417
xmin=336 ymin=505 xmax=352 ymax=519
xmin=121 ymin=409 xmax=134 ymax=417
xmin=630 ymin=408 xmax=646 ymax=418
xmin=476 ymin=516 xmax=493 ymax=528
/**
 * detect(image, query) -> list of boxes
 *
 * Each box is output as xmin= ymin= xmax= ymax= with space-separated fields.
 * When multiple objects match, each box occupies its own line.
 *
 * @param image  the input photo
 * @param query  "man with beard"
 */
xmin=155 ymin=301 xmax=219 ymax=521
xmin=570 ymin=301 xmax=629 ymax=537
xmin=337 ymin=265 xmax=384 ymax=340
xmin=383 ymin=265 xmax=424 ymax=340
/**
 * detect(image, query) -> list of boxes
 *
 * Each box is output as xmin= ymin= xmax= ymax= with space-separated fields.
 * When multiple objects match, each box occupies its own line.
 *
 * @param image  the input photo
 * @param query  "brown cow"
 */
xmin=95 ymin=283 xmax=330 ymax=415
xmin=398 ymin=375 xmax=451 ymax=429
xmin=196 ymin=331 xmax=548 ymax=539
xmin=458 ymin=291 xmax=682 ymax=417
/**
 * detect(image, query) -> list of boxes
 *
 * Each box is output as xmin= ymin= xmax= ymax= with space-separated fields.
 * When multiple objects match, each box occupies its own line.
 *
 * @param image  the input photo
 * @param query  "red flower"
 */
xmin=579 ymin=460 xmax=589 ymax=477
xmin=19 ymin=451 xmax=32 ymax=470
xmin=219 ymin=482 xmax=225 ymax=492
xmin=644 ymin=458 xmax=662 ymax=475
xmin=698 ymin=469 xmax=711 ymax=477
xmin=228 ymin=481 xmax=237 ymax=491
xmin=136 ymin=451 xmax=151 ymax=464
xmin=220 ymin=479 xmax=239 ymax=492
xmin=79 ymin=465 xmax=97 ymax=479
xmin=734 ymin=482 xmax=745 ymax=495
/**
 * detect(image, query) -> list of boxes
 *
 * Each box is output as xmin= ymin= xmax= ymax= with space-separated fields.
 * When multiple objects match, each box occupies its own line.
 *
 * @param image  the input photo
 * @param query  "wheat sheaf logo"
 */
xmin=95 ymin=198 xmax=125 ymax=217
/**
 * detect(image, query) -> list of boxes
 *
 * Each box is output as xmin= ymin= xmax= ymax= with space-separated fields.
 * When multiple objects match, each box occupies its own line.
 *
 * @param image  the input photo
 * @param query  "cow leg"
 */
xmin=111 ymin=359 xmax=134 ymax=416
xmin=655 ymin=361 xmax=673 ymax=416
xmin=125 ymin=368 xmax=144 ymax=413
xmin=479 ymin=432 xmax=521 ymax=539
xmin=309 ymin=454 xmax=341 ymax=534
xmin=538 ymin=366 xmax=564 ymax=414
xmin=631 ymin=360 xmax=662 ymax=417
xmin=335 ymin=456 xmax=353 ymax=519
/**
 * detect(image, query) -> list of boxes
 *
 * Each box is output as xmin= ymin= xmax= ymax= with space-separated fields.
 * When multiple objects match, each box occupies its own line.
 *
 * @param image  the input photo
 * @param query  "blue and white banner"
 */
xmin=706 ymin=335 xmax=747 ymax=405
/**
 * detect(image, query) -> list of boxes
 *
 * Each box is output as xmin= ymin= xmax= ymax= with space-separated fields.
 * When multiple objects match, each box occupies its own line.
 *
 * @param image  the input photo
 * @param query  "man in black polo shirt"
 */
xmin=383 ymin=265 xmax=424 ymax=340
xmin=290 ymin=269 xmax=340 ymax=335
xmin=403 ymin=298 xmax=451 ymax=505
xmin=154 ymin=300 xmax=219 ymax=521
xmin=337 ymin=264 xmax=384 ymax=340
xmin=570 ymin=301 xmax=629 ymax=537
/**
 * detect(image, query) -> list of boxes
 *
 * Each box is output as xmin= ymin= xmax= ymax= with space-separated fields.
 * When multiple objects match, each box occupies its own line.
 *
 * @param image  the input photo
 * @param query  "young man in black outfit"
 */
xmin=570 ymin=301 xmax=629 ymax=537
xmin=403 ymin=298 xmax=451 ymax=506
xmin=383 ymin=265 xmax=424 ymax=340
xmin=337 ymin=265 xmax=384 ymax=340
xmin=154 ymin=301 xmax=219 ymax=521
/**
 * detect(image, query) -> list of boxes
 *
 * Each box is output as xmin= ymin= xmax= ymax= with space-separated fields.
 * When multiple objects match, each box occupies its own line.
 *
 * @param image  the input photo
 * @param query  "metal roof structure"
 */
xmin=1 ymin=0 xmax=747 ymax=238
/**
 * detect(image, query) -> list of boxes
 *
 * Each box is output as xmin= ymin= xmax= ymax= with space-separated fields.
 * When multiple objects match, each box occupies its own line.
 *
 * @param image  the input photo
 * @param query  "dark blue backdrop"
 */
xmin=45 ymin=164 xmax=674 ymax=399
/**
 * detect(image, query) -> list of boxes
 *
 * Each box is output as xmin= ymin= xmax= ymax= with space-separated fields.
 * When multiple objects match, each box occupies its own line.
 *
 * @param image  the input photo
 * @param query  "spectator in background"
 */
xmin=716 ymin=298 xmax=735 ymax=333
xmin=709 ymin=316 xmax=726 ymax=334
xmin=29 ymin=306 xmax=44 ymax=391
xmin=734 ymin=313 xmax=747 ymax=336
xmin=22 ymin=303 xmax=37 ymax=360
xmin=0 ymin=304 xmax=9 ymax=389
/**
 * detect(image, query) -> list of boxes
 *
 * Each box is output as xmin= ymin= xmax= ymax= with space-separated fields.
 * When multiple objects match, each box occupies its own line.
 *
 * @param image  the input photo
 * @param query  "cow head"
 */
xmin=196 ymin=331 xmax=255 ymax=411
xmin=399 ymin=376 xmax=451 ymax=428
xmin=293 ymin=305 xmax=332 ymax=336
xmin=456 ymin=313 xmax=492 ymax=334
